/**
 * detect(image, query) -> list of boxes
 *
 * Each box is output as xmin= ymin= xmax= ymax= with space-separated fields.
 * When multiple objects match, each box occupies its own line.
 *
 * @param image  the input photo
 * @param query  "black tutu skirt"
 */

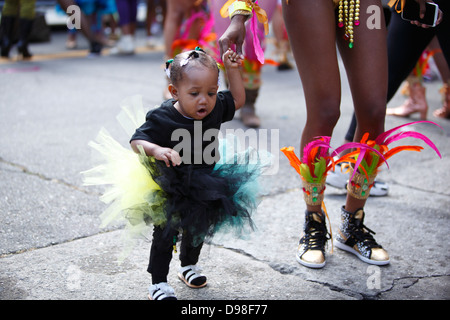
xmin=142 ymin=147 xmax=266 ymax=246
xmin=82 ymin=96 xmax=271 ymax=256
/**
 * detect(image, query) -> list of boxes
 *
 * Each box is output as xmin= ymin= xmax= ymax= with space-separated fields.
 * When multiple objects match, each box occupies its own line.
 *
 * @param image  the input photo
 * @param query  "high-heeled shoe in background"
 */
xmin=433 ymin=82 xmax=450 ymax=119
xmin=386 ymin=77 xmax=428 ymax=120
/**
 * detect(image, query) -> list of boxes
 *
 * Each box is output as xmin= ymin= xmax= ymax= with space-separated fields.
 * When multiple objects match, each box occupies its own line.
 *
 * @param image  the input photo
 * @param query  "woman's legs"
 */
xmin=282 ymin=0 xmax=341 ymax=267
xmin=337 ymin=0 xmax=388 ymax=213
xmin=283 ymin=0 xmax=390 ymax=266
xmin=334 ymin=0 xmax=390 ymax=264
xmin=283 ymin=0 xmax=342 ymax=213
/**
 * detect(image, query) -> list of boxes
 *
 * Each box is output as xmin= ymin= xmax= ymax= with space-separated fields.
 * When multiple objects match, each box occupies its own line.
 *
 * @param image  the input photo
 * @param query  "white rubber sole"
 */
xmin=334 ymin=240 xmax=390 ymax=266
xmin=177 ymin=272 xmax=207 ymax=288
xmin=295 ymin=252 xmax=326 ymax=269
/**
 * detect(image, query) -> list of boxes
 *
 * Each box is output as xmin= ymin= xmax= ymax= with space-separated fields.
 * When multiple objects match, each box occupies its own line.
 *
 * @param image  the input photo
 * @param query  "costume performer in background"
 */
xmin=0 ymin=0 xmax=36 ymax=59
xmin=219 ymin=0 xmax=442 ymax=269
xmin=272 ymin=0 xmax=293 ymax=71
xmin=162 ymin=0 xmax=216 ymax=98
xmin=83 ymin=47 xmax=270 ymax=300
xmin=56 ymin=0 xmax=104 ymax=55
xmin=213 ymin=0 xmax=278 ymax=128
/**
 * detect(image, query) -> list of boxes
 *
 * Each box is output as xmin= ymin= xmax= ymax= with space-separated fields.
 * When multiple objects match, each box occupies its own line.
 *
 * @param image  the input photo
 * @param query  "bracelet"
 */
xmin=229 ymin=1 xmax=252 ymax=20
xmin=231 ymin=9 xmax=252 ymax=20
xmin=221 ymin=0 xmax=252 ymax=19
xmin=220 ymin=0 xmax=269 ymax=38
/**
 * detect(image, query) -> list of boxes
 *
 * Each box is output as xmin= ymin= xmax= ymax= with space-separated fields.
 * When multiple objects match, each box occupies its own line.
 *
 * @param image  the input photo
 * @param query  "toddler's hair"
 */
xmin=166 ymin=48 xmax=219 ymax=85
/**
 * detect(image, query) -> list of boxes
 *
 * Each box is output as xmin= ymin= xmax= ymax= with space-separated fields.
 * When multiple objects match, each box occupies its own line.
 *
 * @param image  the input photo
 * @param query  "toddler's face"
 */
xmin=171 ymin=65 xmax=219 ymax=120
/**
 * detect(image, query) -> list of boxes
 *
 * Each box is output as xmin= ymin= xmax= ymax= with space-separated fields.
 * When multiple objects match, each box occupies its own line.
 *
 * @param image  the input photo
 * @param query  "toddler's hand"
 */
xmin=155 ymin=147 xmax=181 ymax=167
xmin=222 ymin=48 xmax=242 ymax=69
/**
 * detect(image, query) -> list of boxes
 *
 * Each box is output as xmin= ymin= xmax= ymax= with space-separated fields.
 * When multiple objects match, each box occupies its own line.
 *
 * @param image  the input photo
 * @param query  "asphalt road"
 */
xmin=1 ymin=28 xmax=449 ymax=302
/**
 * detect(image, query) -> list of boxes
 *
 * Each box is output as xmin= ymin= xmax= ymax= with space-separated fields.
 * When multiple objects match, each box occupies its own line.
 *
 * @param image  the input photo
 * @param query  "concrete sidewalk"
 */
xmin=0 ymin=28 xmax=449 ymax=301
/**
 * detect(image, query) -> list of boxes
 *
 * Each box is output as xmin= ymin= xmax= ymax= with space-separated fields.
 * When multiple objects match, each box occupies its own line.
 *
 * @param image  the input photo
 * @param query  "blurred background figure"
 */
xmin=56 ymin=0 xmax=105 ymax=55
xmin=146 ymin=0 xmax=166 ymax=48
xmin=110 ymin=0 xmax=138 ymax=55
xmin=386 ymin=38 xmax=450 ymax=120
xmin=162 ymin=0 xmax=214 ymax=98
xmin=56 ymin=0 xmax=118 ymax=50
xmin=212 ymin=0 xmax=278 ymax=128
xmin=272 ymin=0 xmax=292 ymax=71
xmin=0 ymin=0 xmax=36 ymax=59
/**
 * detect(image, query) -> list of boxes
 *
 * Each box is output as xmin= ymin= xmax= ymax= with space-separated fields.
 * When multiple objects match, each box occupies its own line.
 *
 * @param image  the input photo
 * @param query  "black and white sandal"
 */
xmin=148 ymin=282 xmax=177 ymax=300
xmin=178 ymin=265 xmax=207 ymax=288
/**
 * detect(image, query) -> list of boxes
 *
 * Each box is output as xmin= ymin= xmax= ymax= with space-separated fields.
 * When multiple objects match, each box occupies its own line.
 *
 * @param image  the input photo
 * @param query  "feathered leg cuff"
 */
xmin=302 ymin=179 xmax=326 ymax=206
xmin=346 ymin=167 xmax=377 ymax=200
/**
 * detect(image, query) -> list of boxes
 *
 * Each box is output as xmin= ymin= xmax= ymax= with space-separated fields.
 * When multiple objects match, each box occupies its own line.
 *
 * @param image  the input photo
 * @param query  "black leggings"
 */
xmin=147 ymin=226 xmax=204 ymax=284
xmin=345 ymin=1 xmax=450 ymax=142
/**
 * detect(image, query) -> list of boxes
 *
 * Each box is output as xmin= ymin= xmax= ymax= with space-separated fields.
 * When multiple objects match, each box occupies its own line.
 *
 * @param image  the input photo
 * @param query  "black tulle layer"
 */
xmin=142 ymin=157 xmax=262 ymax=246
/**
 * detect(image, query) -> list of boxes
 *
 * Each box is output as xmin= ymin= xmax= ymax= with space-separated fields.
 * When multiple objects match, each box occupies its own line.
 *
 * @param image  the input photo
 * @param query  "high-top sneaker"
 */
xmin=335 ymin=206 xmax=390 ymax=265
xmin=296 ymin=211 xmax=330 ymax=269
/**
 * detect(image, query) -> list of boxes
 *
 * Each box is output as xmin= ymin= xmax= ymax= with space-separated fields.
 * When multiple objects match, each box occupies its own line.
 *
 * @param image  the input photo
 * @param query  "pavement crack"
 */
xmin=310 ymin=274 xmax=450 ymax=300
xmin=210 ymin=243 xmax=302 ymax=276
xmin=0 ymin=156 xmax=99 ymax=196
xmin=381 ymin=274 xmax=450 ymax=295
xmin=306 ymin=279 xmax=366 ymax=299
xmin=0 ymin=229 xmax=120 ymax=258
xmin=215 ymin=245 xmax=268 ymax=263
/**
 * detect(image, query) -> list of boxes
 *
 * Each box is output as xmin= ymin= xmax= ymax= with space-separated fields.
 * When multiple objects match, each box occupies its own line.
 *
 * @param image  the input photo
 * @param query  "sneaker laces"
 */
xmin=349 ymin=217 xmax=382 ymax=249
xmin=301 ymin=211 xmax=331 ymax=252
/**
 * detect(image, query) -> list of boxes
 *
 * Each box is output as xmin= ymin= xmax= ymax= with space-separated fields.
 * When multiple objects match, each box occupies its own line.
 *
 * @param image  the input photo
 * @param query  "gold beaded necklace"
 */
xmin=338 ymin=0 xmax=360 ymax=48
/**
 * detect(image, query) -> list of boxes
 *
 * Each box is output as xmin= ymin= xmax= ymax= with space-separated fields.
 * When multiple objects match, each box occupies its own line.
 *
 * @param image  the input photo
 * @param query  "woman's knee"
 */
xmin=308 ymin=97 xmax=341 ymax=129
xmin=356 ymin=103 xmax=386 ymax=133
